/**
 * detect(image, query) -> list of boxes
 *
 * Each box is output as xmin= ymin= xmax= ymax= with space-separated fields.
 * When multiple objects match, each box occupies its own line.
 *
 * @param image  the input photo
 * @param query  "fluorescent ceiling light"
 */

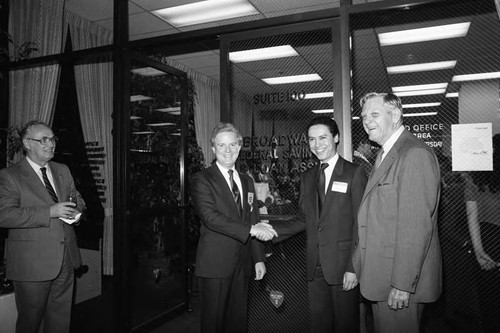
xmin=312 ymin=109 xmax=334 ymax=114
xmin=379 ymin=22 xmax=470 ymax=46
xmin=262 ymin=74 xmax=322 ymax=85
xmin=304 ymin=92 xmax=334 ymax=99
xmin=146 ymin=122 xmax=176 ymax=127
xmin=403 ymin=102 xmax=441 ymax=108
xmin=229 ymin=45 xmax=298 ymax=63
xmin=170 ymin=133 xmax=181 ymax=136
xmin=153 ymin=0 xmax=259 ymax=27
xmin=352 ymin=116 xmax=360 ymax=120
xmin=130 ymin=116 xmax=143 ymax=120
xmin=392 ymin=83 xmax=448 ymax=92
xmin=404 ymin=112 xmax=438 ymax=117
xmin=130 ymin=149 xmax=153 ymax=153
xmin=446 ymin=92 xmax=459 ymax=98
xmin=130 ymin=95 xmax=153 ymax=102
xmin=155 ymin=107 xmax=181 ymax=115
xmin=387 ymin=60 xmax=457 ymax=74
xmin=131 ymin=67 xmax=166 ymax=76
xmin=394 ymin=88 xmax=447 ymax=97
xmin=452 ymin=72 xmax=500 ymax=82
xmin=132 ymin=131 xmax=155 ymax=135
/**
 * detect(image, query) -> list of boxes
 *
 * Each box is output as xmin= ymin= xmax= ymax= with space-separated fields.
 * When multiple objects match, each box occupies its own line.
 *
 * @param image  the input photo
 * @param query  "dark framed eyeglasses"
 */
xmin=26 ymin=136 xmax=59 ymax=146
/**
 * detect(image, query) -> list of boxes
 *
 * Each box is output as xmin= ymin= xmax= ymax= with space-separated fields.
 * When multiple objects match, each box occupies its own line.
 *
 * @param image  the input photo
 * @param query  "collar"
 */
xmin=381 ymin=125 xmax=404 ymax=159
xmin=26 ymin=156 xmax=48 ymax=173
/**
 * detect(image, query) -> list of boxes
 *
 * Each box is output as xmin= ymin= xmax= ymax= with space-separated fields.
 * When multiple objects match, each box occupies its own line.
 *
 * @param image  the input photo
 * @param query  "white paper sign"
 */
xmin=451 ymin=123 xmax=493 ymax=171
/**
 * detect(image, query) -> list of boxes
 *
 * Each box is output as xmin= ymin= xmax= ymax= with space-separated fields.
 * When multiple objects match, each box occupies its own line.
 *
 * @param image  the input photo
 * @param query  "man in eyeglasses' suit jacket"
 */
xmin=0 ymin=120 xmax=85 ymax=333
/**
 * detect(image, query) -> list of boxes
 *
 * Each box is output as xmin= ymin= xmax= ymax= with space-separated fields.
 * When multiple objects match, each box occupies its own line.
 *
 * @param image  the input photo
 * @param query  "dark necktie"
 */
xmin=228 ymin=170 xmax=242 ymax=217
xmin=40 ymin=167 xmax=59 ymax=203
xmin=374 ymin=148 xmax=384 ymax=169
xmin=317 ymin=163 xmax=329 ymax=211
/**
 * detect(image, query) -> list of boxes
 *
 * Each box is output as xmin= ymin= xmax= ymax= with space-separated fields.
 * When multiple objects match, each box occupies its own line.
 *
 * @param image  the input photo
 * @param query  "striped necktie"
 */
xmin=40 ymin=167 xmax=59 ymax=203
xmin=228 ymin=170 xmax=242 ymax=217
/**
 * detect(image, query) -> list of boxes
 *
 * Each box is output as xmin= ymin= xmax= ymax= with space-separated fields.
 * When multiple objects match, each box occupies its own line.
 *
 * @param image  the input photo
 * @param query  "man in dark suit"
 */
xmin=190 ymin=122 xmax=276 ymax=333
xmin=274 ymin=117 xmax=367 ymax=332
xmin=354 ymin=93 xmax=441 ymax=333
xmin=0 ymin=120 xmax=85 ymax=333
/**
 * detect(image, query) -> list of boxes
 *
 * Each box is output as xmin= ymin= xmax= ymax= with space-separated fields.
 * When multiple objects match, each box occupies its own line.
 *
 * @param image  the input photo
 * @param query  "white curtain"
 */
xmin=8 ymin=0 xmax=65 ymax=161
xmin=64 ymin=11 xmax=114 ymax=275
xmin=496 ymin=0 xmax=500 ymax=20
xmin=160 ymin=57 xmax=220 ymax=166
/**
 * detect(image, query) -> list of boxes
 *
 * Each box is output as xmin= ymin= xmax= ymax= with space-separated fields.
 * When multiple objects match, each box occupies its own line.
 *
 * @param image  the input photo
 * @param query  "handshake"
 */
xmin=250 ymin=222 xmax=278 ymax=241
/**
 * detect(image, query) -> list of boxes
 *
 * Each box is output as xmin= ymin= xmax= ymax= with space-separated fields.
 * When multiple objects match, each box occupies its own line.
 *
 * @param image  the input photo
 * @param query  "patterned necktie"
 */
xmin=228 ymin=170 xmax=242 ymax=217
xmin=317 ymin=163 xmax=329 ymax=211
xmin=40 ymin=167 xmax=59 ymax=203
xmin=374 ymin=148 xmax=384 ymax=169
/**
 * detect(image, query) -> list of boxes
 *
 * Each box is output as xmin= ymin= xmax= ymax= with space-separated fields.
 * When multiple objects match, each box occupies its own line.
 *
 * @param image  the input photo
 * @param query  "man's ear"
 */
xmin=392 ymin=108 xmax=403 ymax=124
xmin=334 ymin=134 xmax=339 ymax=144
xmin=22 ymin=139 xmax=30 ymax=151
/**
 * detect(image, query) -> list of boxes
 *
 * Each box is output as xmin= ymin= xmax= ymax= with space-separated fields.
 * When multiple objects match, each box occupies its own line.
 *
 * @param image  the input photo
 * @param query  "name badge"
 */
xmin=331 ymin=181 xmax=348 ymax=193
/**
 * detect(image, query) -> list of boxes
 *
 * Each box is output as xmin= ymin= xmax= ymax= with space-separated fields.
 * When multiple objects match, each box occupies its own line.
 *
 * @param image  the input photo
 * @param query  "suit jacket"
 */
xmin=190 ymin=164 xmax=265 ymax=278
xmin=275 ymin=156 xmax=367 ymax=285
xmin=353 ymin=129 xmax=442 ymax=302
xmin=0 ymin=158 xmax=85 ymax=281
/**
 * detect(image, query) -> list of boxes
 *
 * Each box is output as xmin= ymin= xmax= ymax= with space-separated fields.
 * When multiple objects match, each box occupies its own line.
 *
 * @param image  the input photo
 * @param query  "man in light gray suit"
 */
xmin=353 ymin=93 xmax=441 ymax=333
xmin=0 ymin=120 xmax=85 ymax=333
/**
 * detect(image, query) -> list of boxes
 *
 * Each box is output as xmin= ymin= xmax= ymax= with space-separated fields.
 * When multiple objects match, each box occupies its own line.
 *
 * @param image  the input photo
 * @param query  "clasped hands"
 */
xmin=250 ymin=222 xmax=278 ymax=241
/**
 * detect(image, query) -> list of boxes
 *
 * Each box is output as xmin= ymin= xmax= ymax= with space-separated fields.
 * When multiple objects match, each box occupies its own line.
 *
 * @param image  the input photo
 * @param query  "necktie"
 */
xmin=228 ymin=170 xmax=242 ymax=217
xmin=374 ymin=148 xmax=384 ymax=169
xmin=317 ymin=163 xmax=329 ymax=211
xmin=40 ymin=167 xmax=59 ymax=203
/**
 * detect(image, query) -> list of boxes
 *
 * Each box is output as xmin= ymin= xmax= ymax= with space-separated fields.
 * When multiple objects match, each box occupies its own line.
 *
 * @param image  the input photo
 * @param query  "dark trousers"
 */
xmin=308 ymin=265 xmax=359 ymax=333
xmin=372 ymin=301 xmax=424 ymax=333
xmin=13 ymin=245 xmax=75 ymax=333
xmin=199 ymin=262 xmax=250 ymax=333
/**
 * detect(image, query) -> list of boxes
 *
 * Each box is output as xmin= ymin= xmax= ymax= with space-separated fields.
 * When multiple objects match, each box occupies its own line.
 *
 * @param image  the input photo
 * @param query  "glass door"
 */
xmin=127 ymin=56 xmax=188 ymax=331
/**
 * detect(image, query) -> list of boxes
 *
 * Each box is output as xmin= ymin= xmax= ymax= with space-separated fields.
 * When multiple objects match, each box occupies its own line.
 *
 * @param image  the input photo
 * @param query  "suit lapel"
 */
xmin=19 ymin=158 xmax=54 ymax=204
xmin=363 ymin=130 xmax=410 ymax=201
xmin=320 ymin=157 xmax=345 ymax=220
xmin=208 ymin=165 xmax=242 ymax=218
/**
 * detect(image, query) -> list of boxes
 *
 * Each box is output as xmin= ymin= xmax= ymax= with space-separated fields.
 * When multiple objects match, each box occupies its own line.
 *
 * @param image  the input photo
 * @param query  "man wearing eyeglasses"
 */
xmin=0 ymin=120 xmax=85 ymax=333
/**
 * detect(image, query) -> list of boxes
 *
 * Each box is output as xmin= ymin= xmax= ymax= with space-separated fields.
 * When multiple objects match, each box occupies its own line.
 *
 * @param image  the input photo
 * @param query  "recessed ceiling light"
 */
xmin=229 ymin=45 xmax=299 ymax=63
xmin=130 ymin=95 xmax=153 ymax=102
xmin=403 ymin=102 xmax=441 ymax=108
xmin=378 ymin=22 xmax=471 ymax=46
xmin=394 ymin=88 xmax=447 ymax=97
xmin=404 ymin=112 xmax=438 ymax=117
xmin=146 ymin=122 xmax=177 ymax=127
xmin=131 ymin=67 xmax=166 ymax=76
xmin=132 ymin=131 xmax=155 ymax=135
xmin=262 ymin=74 xmax=322 ymax=85
xmin=153 ymin=0 xmax=259 ymax=28
xmin=387 ymin=60 xmax=457 ymax=74
xmin=312 ymin=109 xmax=334 ymax=113
xmin=452 ymin=72 xmax=500 ymax=82
xmin=392 ymin=83 xmax=448 ymax=92
xmin=304 ymin=92 xmax=334 ymax=99
xmin=446 ymin=92 xmax=459 ymax=98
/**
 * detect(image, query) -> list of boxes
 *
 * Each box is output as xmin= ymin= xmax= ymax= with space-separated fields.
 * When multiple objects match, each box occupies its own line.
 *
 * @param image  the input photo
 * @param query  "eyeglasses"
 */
xmin=26 ymin=136 xmax=59 ymax=146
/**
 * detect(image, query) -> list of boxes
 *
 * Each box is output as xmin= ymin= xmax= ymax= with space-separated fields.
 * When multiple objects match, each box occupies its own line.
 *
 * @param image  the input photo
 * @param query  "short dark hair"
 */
xmin=210 ymin=122 xmax=242 ymax=147
xmin=306 ymin=117 xmax=339 ymax=138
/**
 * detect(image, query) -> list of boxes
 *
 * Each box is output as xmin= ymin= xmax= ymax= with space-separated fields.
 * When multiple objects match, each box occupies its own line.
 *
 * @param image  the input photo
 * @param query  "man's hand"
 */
xmin=250 ymin=222 xmax=278 ymax=241
xmin=342 ymin=272 xmax=358 ymax=291
xmin=255 ymin=262 xmax=266 ymax=280
xmin=50 ymin=202 xmax=79 ymax=219
xmin=388 ymin=287 xmax=410 ymax=310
